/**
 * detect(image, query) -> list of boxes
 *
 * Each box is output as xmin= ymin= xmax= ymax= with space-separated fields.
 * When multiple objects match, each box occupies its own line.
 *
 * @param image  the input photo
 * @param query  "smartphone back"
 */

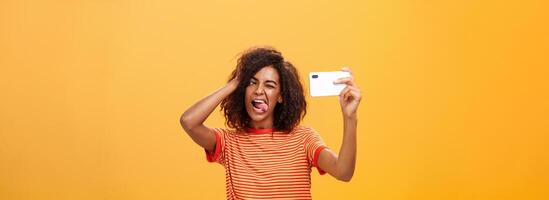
xmin=309 ymin=71 xmax=351 ymax=97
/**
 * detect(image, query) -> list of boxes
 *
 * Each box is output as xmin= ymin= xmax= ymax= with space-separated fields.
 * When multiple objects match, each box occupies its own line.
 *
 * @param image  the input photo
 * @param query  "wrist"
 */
xmin=343 ymin=115 xmax=357 ymax=125
xmin=343 ymin=112 xmax=357 ymax=121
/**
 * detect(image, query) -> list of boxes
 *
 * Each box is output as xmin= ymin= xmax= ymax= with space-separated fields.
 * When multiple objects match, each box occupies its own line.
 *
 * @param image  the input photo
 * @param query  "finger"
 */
xmin=344 ymin=86 xmax=360 ymax=98
xmin=340 ymin=89 xmax=349 ymax=102
xmin=348 ymin=90 xmax=362 ymax=102
xmin=340 ymin=92 xmax=349 ymax=103
xmin=341 ymin=66 xmax=352 ymax=75
xmin=333 ymin=77 xmax=355 ymax=86
xmin=339 ymin=86 xmax=352 ymax=97
xmin=349 ymin=87 xmax=361 ymax=94
xmin=346 ymin=90 xmax=354 ymax=101
xmin=342 ymin=87 xmax=355 ymax=102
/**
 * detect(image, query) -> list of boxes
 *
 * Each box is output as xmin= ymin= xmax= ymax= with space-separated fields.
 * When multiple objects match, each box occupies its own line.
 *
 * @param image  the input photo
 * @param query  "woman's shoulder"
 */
xmin=290 ymin=125 xmax=317 ymax=134
xmin=289 ymin=125 xmax=324 ymax=143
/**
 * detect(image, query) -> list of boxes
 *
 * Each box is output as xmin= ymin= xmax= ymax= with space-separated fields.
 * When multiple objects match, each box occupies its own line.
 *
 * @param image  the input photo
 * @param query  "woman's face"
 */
xmin=244 ymin=66 xmax=283 ymax=128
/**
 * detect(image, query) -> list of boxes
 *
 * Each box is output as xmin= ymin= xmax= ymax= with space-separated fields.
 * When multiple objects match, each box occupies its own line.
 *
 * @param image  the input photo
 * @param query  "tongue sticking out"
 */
xmin=255 ymin=102 xmax=268 ymax=113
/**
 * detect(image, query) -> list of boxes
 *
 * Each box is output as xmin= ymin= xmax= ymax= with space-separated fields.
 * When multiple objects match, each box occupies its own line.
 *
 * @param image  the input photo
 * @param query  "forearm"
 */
xmin=180 ymin=83 xmax=236 ymax=131
xmin=335 ymin=115 xmax=357 ymax=181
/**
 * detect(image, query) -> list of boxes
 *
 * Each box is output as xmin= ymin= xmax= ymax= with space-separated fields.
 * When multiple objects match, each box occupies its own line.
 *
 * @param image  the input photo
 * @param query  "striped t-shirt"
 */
xmin=205 ymin=125 xmax=327 ymax=200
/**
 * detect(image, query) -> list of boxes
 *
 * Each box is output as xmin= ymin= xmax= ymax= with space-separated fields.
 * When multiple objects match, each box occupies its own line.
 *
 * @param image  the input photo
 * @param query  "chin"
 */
xmin=247 ymin=112 xmax=266 ymax=122
xmin=246 ymin=109 xmax=270 ymax=124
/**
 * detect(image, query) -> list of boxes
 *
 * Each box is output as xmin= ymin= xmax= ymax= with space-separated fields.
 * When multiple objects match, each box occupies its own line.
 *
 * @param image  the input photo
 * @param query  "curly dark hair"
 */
xmin=220 ymin=47 xmax=307 ymax=132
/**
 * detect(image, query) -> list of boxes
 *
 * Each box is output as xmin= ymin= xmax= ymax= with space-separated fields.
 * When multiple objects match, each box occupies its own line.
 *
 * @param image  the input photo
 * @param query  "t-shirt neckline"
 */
xmin=245 ymin=127 xmax=276 ymax=134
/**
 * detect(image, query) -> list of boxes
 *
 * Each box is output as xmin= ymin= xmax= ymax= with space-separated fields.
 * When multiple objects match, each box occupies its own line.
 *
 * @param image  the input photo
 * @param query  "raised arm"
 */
xmin=180 ymin=78 xmax=239 ymax=152
xmin=317 ymin=67 xmax=362 ymax=182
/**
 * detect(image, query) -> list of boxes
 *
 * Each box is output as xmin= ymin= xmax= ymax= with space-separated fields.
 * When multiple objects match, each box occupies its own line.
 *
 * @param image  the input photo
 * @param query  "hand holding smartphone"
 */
xmin=309 ymin=70 xmax=351 ymax=97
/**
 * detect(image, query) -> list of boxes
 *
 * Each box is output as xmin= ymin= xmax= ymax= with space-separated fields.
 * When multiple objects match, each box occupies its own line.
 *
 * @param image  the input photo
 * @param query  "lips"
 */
xmin=251 ymin=99 xmax=268 ymax=114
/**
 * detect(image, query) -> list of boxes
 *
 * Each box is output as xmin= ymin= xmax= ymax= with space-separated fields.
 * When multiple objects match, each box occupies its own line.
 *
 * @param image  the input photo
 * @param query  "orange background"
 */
xmin=1 ymin=0 xmax=548 ymax=199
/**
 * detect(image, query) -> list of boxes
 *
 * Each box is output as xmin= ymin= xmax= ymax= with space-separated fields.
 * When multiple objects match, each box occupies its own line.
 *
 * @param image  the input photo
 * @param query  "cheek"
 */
xmin=244 ymin=87 xmax=253 ymax=98
xmin=268 ymin=90 xmax=281 ymax=103
xmin=243 ymin=89 xmax=252 ymax=108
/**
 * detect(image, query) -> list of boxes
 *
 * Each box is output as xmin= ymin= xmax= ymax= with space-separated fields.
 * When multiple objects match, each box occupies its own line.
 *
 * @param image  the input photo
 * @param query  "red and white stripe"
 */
xmin=205 ymin=126 xmax=327 ymax=200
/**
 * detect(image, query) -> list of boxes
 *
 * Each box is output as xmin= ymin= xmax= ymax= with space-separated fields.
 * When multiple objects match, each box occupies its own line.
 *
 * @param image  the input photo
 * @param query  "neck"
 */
xmin=249 ymin=119 xmax=273 ymax=129
xmin=249 ymin=123 xmax=273 ymax=129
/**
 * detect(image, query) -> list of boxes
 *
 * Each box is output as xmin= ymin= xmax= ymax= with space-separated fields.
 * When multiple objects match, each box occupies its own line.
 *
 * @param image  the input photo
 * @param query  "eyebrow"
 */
xmin=251 ymin=77 xmax=278 ymax=85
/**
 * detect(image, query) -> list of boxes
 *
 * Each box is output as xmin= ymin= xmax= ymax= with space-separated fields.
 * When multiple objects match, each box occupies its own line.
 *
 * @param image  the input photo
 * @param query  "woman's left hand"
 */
xmin=334 ymin=67 xmax=362 ymax=119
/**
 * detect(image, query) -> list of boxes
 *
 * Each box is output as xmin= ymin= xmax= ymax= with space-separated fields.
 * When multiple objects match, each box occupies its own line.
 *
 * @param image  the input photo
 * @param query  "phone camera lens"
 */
xmin=312 ymin=75 xmax=318 ymax=79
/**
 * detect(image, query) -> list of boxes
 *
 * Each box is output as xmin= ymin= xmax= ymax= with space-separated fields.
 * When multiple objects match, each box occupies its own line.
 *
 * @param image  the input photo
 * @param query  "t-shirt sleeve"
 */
xmin=304 ymin=127 xmax=328 ymax=175
xmin=204 ymin=128 xmax=226 ymax=165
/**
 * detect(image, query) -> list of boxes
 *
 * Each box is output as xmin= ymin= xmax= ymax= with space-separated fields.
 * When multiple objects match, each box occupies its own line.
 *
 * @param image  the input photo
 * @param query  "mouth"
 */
xmin=251 ymin=99 xmax=268 ymax=114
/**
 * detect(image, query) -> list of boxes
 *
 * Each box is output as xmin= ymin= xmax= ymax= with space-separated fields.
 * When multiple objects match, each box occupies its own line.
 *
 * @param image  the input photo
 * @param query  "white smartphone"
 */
xmin=309 ymin=71 xmax=351 ymax=97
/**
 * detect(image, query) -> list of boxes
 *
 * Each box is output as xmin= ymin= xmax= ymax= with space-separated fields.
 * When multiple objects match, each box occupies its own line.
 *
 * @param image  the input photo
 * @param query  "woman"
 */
xmin=180 ymin=47 xmax=362 ymax=199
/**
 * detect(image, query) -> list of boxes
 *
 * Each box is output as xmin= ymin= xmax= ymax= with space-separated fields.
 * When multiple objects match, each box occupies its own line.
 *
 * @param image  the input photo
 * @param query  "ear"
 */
xmin=277 ymin=96 xmax=283 ymax=103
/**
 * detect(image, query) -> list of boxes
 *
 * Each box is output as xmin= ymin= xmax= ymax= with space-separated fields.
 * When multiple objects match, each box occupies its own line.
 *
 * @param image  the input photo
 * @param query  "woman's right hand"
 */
xmin=227 ymin=74 xmax=240 ymax=91
xmin=181 ymin=73 xmax=241 ymax=152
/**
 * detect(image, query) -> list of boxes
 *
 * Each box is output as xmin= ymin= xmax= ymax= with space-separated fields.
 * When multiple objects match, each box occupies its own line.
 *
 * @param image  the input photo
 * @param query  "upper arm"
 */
xmin=180 ymin=117 xmax=217 ymax=152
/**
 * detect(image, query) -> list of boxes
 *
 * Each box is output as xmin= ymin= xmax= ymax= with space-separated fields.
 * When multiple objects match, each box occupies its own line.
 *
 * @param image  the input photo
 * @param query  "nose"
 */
xmin=253 ymin=84 xmax=265 ymax=95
